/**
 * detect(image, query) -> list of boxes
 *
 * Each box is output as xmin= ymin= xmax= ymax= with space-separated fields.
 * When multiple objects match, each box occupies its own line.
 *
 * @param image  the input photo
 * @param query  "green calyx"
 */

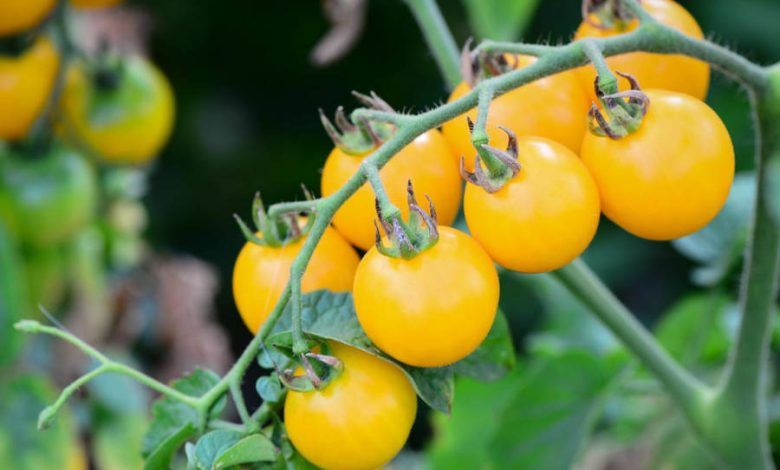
xmin=274 ymin=341 xmax=344 ymax=393
xmin=461 ymin=124 xmax=521 ymax=193
xmin=588 ymin=71 xmax=650 ymax=139
xmin=233 ymin=192 xmax=313 ymax=247
xmin=581 ymin=0 xmax=637 ymax=31
xmin=375 ymin=180 xmax=439 ymax=259
xmin=320 ymin=91 xmax=397 ymax=156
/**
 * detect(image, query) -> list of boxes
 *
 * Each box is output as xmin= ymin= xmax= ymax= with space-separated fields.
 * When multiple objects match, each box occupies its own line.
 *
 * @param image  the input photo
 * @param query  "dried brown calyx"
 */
xmin=374 ymin=180 xmax=439 ymax=259
xmin=233 ymin=191 xmax=314 ymax=247
xmin=582 ymin=0 xmax=639 ymax=31
xmin=460 ymin=125 xmax=521 ymax=193
xmin=320 ymin=91 xmax=396 ymax=155
xmin=589 ymin=71 xmax=650 ymax=139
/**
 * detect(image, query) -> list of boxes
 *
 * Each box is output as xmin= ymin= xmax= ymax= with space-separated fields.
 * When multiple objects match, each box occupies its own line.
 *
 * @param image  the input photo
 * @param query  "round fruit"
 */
xmin=321 ymin=130 xmax=462 ymax=251
xmin=0 ymin=0 xmax=55 ymax=36
xmin=575 ymin=0 xmax=709 ymax=101
xmin=61 ymin=55 xmax=174 ymax=165
xmin=353 ymin=226 xmax=499 ymax=367
xmin=465 ymin=136 xmax=600 ymax=273
xmin=442 ymin=55 xmax=590 ymax=172
xmin=232 ymin=225 xmax=360 ymax=334
xmin=24 ymin=244 xmax=66 ymax=312
xmin=284 ymin=342 xmax=417 ymax=470
xmin=0 ymin=36 xmax=59 ymax=141
xmin=580 ymin=89 xmax=734 ymax=240
xmin=1 ymin=144 xmax=98 ymax=248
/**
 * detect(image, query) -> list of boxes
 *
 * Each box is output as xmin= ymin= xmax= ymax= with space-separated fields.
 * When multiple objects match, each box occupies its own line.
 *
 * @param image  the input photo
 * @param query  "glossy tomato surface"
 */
xmin=284 ymin=342 xmax=417 ymax=470
xmin=0 ymin=0 xmax=55 ymax=36
xmin=232 ymin=225 xmax=359 ymax=334
xmin=465 ymin=136 xmax=600 ymax=273
xmin=581 ymin=89 xmax=734 ymax=240
xmin=353 ymin=226 xmax=499 ymax=367
xmin=321 ymin=130 xmax=462 ymax=251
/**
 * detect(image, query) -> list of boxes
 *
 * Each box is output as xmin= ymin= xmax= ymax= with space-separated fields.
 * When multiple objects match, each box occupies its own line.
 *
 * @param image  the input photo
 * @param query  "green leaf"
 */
xmin=461 ymin=0 xmax=540 ymax=41
xmin=213 ymin=434 xmax=278 ymax=469
xmin=672 ymin=173 xmax=755 ymax=286
xmin=0 ymin=375 xmax=83 ymax=469
xmin=452 ymin=309 xmax=515 ymax=381
xmin=266 ymin=290 xmax=455 ymax=413
xmin=489 ymin=351 xmax=618 ymax=469
xmin=93 ymin=414 xmax=148 ymax=470
xmin=0 ymin=209 xmax=27 ymax=367
xmin=256 ymin=374 xmax=284 ymax=403
xmin=655 ymin=293 xmax=732 ymax=367
xmin=142 ymin=369 xmax=225 ymax=469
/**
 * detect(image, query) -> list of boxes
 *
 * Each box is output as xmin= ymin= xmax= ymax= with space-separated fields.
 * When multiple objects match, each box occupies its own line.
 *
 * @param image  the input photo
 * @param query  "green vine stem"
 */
xmin=403 ymin=0 xmax=461 ymax=90
xmin=17 ymin=1 xmax=779 ymax=466
xmin=552 ymin=259 xmax=708 ymax=424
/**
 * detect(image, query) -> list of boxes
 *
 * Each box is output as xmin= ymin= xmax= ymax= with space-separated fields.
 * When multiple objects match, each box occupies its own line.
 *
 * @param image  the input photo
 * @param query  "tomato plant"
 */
xmin=0 ymin=36 xmax=59 ymax=141
xmin=581 ymin=89 xmax=734 ymax=240
xmin=284 ymin=342 xmax=417 ymax=470
xmin=9 ymin=0 xmax=780 ymax=469
xmin=61 ymin=54 xmax=174 ymax=166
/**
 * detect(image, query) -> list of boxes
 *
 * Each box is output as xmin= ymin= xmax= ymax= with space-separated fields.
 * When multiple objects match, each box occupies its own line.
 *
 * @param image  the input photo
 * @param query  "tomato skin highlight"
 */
xmin=1 ymin=144 xmax=98 ymax=248
xmin=353 ymin=226 xmax=499 ymax=367
xmin=0 ymin=37 xmax=59 ymax=141
xmin=321 ymin=130 xmax=462 ymax=251
xmin=232 ymin=226 xmax=360 ymax=334
xmin=442 ymin=55 xmax=590 ymax=172
xmin=575 ymin=0 xmax=709 ymax=101
xmin=465 ymin=137 xmax=600 ymax=273
xmin=61 ymin=55 xmax=175 ymax=166
xmin=0 ymin=0 xmax=55 ymax=36
xmin=581 ymin=89 xmax=734 ymax=241
xmin=284 ymin=342 xmax=417 ymax=470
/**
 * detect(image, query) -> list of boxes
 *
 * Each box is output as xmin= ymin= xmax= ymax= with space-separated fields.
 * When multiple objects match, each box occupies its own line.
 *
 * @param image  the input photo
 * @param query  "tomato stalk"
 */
xmin=403 ymin=0 xmax=461 ymax=91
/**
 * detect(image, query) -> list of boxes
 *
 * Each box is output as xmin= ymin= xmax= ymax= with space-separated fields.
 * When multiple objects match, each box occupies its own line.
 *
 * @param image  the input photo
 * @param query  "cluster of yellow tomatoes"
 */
xmin=0 ymin=0 xmax=174 ymax=315
xmin=231 ymin=1 xmax=734 ymax=468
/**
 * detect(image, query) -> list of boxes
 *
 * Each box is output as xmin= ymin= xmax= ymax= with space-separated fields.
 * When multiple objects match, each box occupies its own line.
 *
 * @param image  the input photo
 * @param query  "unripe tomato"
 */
xmin=1 ymin=144 xmax=98 ymax=248
xmin=0 ymin=36 xmax=59 ymax=141
xmin=575 ymin=0 xmax=709 ymax=101
xmin=353 ymin=226 xmax=499 ymax=367
xmin=71 ymin=0 xmax=123 ymax=8
xmin=581 ymin=90 xmax=734 ymax=240
xmin=0 ymin=0 xmax=55 ymax=36
xmin=321 ymin=130 xmax=461 ymax=251
xmin=61 ymin=55 xmax=174 ymax=165
xmin=442 ymin=55 xmax=590 ymax=172
xmin=24 ymin=244 xmax=66 ymax=312
xmin=465 ymin=137 xmax=600 ymax=273
xmin=284 ymin=342 xmax=417 ymax=470
xmin=232 ymin=225 xmax=359 ymax=334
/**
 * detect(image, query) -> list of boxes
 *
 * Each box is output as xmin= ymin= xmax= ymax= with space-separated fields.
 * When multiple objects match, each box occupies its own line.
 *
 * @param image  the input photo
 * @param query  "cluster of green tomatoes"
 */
xmin=230 ymin=1 xmax=735 ymax=468
xmin=0 ymin=0 xmax=174 ymax=318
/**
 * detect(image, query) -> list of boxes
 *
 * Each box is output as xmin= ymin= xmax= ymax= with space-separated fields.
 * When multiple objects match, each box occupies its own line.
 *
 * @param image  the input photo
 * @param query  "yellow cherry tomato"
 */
xmin=0 ymin=0 xmax=55 ymax=36
xmin=442 ymin=55 xmax=590 ymax=172
xmin=232 ymin=225 xmax=359 ymax=334
xmin=464 ymin=136 xmax=600 ymax=273
xmin=581 ymin=89 xmax=734 ymax=241
xmin=285 ymin=342 xmax=417 ymax=470
xmin=70 ymin=0 xmax=123 ymax=8
xmin=321 ymin=130 xmax=462 ymax=251
xmin=575 ymin=0 xmax=709 ymax=101
xmin=0 ymin=37 xmax=59 ymax=141
xmin=61 ymin=55 xmax=174 ymax=165
xmin=353 ymin=226 xmax=499 ymax=367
